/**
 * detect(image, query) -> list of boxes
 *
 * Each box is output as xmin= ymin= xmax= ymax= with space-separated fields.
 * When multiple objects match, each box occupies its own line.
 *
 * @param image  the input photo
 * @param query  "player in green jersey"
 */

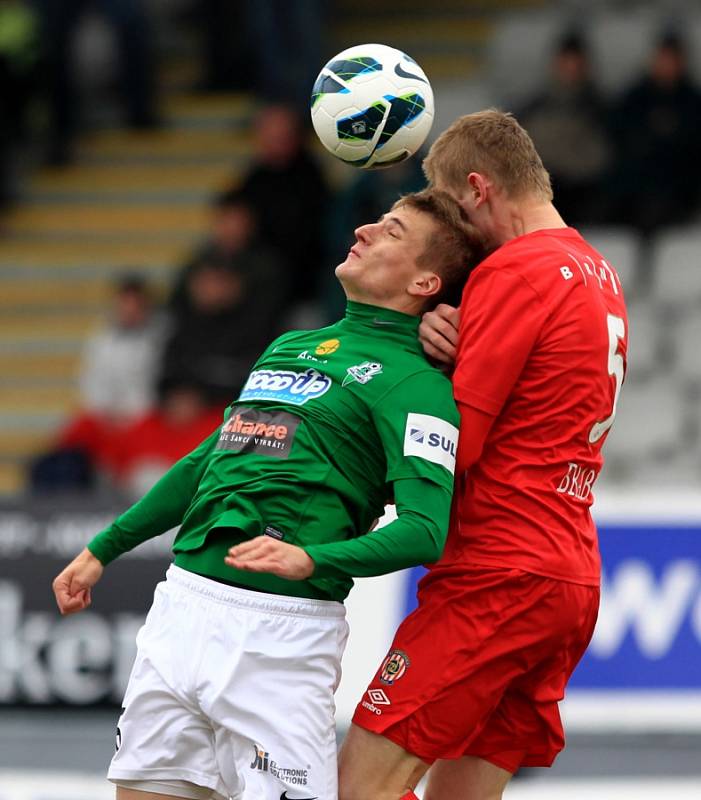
xmin=52 ymin=189 xmax=486 ymax=800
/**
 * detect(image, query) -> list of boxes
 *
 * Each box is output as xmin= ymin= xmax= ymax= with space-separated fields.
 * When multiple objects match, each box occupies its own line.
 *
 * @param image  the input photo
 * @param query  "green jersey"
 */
xmin=88 ymin=302 xmax=459 ymax=602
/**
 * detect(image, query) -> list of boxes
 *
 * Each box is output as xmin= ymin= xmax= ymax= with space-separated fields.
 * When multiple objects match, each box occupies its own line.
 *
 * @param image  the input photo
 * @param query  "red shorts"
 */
xmin=352 ymin=566 xmax=599 ymax=774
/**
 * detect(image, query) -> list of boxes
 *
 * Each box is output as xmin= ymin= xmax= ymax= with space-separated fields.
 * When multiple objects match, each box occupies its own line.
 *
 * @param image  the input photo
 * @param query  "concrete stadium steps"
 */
xmin=0 ymin=91 xmax=253 ymax=495
xmin=0 ymin=240 xmax=188 ymax=268
xmin=332 ymin=0 xmax=549 ymax=80
xmin=0 ymin=279 xmax=111 ymax=308
xmin=331 ymin=17 xmax=490 ymax=80
xmin=0 ymin=353 xmax=80 ymax=379
xmin=3 ymin=204 xmax=208 ymax=237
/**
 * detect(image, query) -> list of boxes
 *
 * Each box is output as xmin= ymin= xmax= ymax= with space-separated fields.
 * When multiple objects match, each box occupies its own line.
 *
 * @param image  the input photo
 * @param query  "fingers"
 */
xmin=224 ymin=537 xmax=314 ymax=580
xmin=419 ymin=304 xmax=460 ymax=365
xmin=52 ymin=576 xmax=92 ymax=615
xmin=225 ymin=536 xmax=275 ymax=571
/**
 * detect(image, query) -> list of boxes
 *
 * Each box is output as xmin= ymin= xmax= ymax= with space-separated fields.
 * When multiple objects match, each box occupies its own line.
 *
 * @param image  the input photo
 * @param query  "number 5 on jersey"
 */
xmin=589 ymin=314 xmax=626 ymax=444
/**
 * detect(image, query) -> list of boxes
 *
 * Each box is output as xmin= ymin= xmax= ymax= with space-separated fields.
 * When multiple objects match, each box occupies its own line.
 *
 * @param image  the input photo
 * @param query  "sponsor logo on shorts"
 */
xmin=379 ymin=649 xmax=410 ymax=685
xmin=250 ymin=743 xmax=311 ymax=786
xmin=240 ymin=368 xmax=331 ymax=406
xmin=403 ymin=413 xmax=458 ymax=474
xmin=217 ymin=406 xmax=300 ymax=458
xmin=315 ymin=338 xmax=340 ymax=355
xmin=342 ymin=361 xmax=383 ymax=387
xmin=250 ymin=745 xmax=270 ymax=771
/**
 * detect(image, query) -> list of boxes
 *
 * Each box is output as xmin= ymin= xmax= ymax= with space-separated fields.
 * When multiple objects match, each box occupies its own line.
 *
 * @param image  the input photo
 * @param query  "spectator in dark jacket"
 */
xmin=237 ymin=104 xmax=331 ymax=317
xmin=518 ymin=31 xmax=612 ymax=225
xmin=608 ymin=30 xmax=701 ymax=232
xmin=161 ymin=195 xmax=287 ymax=405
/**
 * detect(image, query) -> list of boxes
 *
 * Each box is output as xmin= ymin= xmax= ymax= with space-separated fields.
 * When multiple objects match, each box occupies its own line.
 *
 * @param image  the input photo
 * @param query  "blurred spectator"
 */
xmin=608 ymin=30 xmax=701 ymax=233
xmin=161 ymin=245 xmax=285 ymax=406
xmin=37 ymin=0 xmax=159 ymax=166
xmin=237 ymin=104 xmax=330 ymax=316
xmin=169 ymin=187 xmax=285 ymax=315
xmin=243 ymin=0 xmax=326 ymax=111
xmin=323 ymin=157 xmax=426 ymax=320
xmin=0 ymin=0 xmax=39 ymax=208
xmin=29 ymin=273 xmax=165 ymax=492
xmin=518 ymin=31 xmax=612 ymax=225
xmin=109 ymin=382 xmax=223 ymax=497
xmin=78 ymin=273 xmax=164 ymax=419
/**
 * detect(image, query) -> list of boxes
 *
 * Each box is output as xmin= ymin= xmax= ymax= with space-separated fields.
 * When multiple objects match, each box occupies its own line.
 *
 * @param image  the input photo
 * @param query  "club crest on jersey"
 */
xmin=240 ymin=368 xmax=331 ymax=405
xmin=403 ymin=413 xmax=458 ymax=474
xmin=342 ymin=361 xmax=383 ymax=387
xmin=379 ymin=649 xmax=410 ymax=685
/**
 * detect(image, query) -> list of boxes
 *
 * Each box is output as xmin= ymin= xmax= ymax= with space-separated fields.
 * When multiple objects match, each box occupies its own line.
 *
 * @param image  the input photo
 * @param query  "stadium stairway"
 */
xmin=332 ymin=0 xmax=549 ymax=81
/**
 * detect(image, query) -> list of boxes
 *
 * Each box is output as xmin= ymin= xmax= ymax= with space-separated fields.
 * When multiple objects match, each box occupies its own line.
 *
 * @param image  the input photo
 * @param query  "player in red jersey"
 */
xmin=339 ymin=110 xmax=628 ymax=800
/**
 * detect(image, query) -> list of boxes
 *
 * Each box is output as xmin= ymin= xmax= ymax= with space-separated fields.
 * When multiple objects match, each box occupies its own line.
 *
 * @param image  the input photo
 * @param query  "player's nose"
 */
xmin=354 ymin=223 xmax=375 ymax=245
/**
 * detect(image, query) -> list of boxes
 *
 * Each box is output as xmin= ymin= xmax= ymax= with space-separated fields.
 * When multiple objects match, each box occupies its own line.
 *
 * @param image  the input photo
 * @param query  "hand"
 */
xmin=419 ymin=304 xmax=460 ymax=366
xmin=52 ymin=548 xmax=104 ymax=615
xmin=225 ymin=536 xmax=315 ymax=580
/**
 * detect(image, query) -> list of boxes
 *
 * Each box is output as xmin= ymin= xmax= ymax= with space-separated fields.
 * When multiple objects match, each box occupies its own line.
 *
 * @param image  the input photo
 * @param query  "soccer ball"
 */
xmin=310 ymin=43 xmax=434 ymax=170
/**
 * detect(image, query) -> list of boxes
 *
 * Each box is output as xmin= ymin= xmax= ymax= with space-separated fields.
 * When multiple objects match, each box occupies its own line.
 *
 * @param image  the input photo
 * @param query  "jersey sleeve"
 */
xmin=303 ymin=476 xmax=450 ymax=578
xmin=370 ymin=369 xmax=460 ymax=492
xmin=87 ymin=425 xmax=221 ymax=564
xmin=453 ymin=265 xmax=549 ymax=415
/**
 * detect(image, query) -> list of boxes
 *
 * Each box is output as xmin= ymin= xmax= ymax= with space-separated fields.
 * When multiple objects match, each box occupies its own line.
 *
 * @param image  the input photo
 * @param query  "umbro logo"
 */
xmin=368 ymin=688 xmax=391 ymax=705
xmin=280 ymin=793 xmax=317 ymax=800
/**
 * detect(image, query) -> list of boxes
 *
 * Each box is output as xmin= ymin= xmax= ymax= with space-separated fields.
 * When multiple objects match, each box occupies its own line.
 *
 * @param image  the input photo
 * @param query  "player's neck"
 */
xmin=491 ymin=199 xmax=567 ymax=246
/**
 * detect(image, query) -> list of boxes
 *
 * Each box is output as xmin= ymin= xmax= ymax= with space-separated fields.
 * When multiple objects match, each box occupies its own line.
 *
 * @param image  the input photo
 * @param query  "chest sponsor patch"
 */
xmin=216 ymin=406 xmax=301 ymax=458
xmin=239 ymin=368 xmax=331 ymax=406
xmin=403 ymin=412 xmax=458 ymax=474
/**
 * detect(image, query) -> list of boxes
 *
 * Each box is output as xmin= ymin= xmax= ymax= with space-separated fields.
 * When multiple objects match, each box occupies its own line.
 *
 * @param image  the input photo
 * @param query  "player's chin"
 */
xmin=335 ymin=259 xmax=361 ymax=283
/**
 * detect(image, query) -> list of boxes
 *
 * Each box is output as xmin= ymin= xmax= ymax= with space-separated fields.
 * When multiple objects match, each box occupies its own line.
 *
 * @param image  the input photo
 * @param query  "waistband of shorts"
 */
xmin=166 ymin=564 xmax=346 ymax=619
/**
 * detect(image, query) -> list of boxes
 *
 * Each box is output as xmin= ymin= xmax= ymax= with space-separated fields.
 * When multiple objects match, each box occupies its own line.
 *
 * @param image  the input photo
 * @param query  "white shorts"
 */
xmin=108 ymin=565 xmax=349 ymax=800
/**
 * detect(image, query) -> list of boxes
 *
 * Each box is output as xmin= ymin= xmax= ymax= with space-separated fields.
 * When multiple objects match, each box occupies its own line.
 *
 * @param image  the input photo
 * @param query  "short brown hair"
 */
xmin=392 ymin=189 xmax=488 ymax=309
xmin=423 ymin=109 xmax=553 ymax=201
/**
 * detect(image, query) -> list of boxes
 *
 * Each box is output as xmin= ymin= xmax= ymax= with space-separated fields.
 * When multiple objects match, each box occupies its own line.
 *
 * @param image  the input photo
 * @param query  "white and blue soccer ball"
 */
xmin=310 ymin=43 xmax=434 ymax=170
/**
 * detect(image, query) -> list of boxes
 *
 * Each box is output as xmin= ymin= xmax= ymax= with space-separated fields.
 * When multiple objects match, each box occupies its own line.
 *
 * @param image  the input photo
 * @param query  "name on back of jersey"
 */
xmin=561 ymin=253 xmax=622 ymax=297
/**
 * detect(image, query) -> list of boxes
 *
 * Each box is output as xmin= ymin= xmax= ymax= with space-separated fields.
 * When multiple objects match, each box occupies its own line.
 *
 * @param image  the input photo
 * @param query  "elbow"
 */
xmin=423 ymin=526 xmax=446 ymax=564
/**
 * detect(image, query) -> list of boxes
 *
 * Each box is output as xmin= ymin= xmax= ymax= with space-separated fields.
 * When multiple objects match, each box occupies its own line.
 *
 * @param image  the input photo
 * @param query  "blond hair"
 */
xmin=392 ymin=189 xmax=488 ymax=309
xmin=423 ymin=109 xmax=553 ymax=201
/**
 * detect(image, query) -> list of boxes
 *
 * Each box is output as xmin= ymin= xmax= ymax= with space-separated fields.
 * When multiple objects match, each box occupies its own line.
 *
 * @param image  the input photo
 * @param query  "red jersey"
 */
xmin=438 ymin=227 xmax=628 ymax=586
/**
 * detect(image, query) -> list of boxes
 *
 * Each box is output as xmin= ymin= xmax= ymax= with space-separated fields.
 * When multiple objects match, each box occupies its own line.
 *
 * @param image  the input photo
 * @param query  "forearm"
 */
xmin=88 ymin=426 xmax=220 ymax=564
xmin=303 ymin=478 xmax=451 ymax=579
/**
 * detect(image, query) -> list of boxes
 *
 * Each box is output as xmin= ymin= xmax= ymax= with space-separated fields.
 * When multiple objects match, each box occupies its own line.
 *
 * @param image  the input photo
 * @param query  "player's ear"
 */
xmin=407 ymin=272 xmax=441 ymax=299
xmin=467 ymin=172 xmax=490 ymax=208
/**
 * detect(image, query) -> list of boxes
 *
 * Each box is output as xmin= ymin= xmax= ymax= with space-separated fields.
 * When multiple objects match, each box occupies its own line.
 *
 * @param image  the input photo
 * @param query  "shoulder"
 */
xmin=374 ymin=362 xmax=458 ymax=423
xmin=467 ymin=229 xmax=588 ymax=302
